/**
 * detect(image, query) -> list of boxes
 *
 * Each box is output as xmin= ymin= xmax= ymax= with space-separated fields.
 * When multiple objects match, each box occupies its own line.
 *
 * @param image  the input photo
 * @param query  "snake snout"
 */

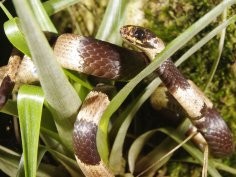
xmin=120 ymin=25 xmax=165 ymax=58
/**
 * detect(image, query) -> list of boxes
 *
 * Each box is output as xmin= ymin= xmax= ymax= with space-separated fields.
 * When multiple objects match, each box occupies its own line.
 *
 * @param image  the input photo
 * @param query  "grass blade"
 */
xmin=159 ymin=127 xmax=222 ymax=177
xmin=17 ymin=85 xmax=44 ymax=177
xmin=128 ymin=129 xmax=161 ymax=174
xmin=109 ymin=78 xmax=161 ymax=174
xmin=96 ymin=0 xmax=127 ymax=44
xmin=0 ymin=1 xmax=13 ymax=19
xmin=204 ymin=9 xmax=227 ymax=91
xmin=1 ymin=100 xmax=18 ymax=116
xmin=0 ymin=145 xmax=73 ymax=177
xmin=0 ymin=145 xmax=21 ymax=176
xmin=43 ymin=0 xmax=82 ymax=16
xmin=29 ymin=0 xmax=57 ymax=33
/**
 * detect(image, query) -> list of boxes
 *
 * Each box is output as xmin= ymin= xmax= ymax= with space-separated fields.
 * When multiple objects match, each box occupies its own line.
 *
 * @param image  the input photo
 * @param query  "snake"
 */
xmin=0 ymin=26 xmax=234 ymax=177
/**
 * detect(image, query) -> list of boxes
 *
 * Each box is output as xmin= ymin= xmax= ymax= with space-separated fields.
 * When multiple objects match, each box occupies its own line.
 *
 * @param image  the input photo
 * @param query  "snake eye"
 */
xmin=134 ymin=28 xmax=146 ymax=41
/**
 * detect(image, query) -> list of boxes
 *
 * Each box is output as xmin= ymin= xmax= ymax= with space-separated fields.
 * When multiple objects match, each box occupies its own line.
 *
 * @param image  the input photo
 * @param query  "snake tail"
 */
xmin=156 ymin=59 xmax=234 ymax=157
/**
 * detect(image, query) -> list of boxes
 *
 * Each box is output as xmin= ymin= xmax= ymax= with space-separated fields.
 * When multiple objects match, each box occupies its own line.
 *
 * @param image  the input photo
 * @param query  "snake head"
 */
xmin=120 ymin=25 xmax=165 ymax=58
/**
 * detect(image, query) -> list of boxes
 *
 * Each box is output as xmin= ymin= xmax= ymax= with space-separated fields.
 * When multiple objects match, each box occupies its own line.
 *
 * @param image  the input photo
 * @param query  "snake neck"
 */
xmin=144 ymin=48 xmax=160 ymax=61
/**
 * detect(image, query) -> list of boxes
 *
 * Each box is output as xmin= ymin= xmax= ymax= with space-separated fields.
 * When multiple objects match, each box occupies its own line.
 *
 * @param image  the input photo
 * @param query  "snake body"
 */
xmin=120 ymin=25 xmax=234 ymax=157
xmin=73 ymin=90 xmax=113 ymax=177
xmin=0 ymin=26 xmax=234 ymax=177
xmin=0 ymin=34 xmax=148 ymax=98
xmin=54 ymin=34 xmax=148 ymax=80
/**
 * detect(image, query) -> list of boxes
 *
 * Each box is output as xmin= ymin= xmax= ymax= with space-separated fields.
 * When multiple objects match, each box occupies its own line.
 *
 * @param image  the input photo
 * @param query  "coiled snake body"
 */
xmin=75 ymin=26 xmax=234 ymax=176
xmin=0 ymin=26 xmax=234 ymax=177
xmin=120 ymin=26 xmax=234 ymax=157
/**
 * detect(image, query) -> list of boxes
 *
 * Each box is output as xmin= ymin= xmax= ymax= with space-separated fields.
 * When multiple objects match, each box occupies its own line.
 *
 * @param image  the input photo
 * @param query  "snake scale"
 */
xmin=0 ymin=26 xmax=234 ymax=177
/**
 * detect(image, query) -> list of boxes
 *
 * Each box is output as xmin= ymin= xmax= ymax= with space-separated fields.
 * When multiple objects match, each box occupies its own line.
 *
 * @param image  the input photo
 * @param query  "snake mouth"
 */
xmin=120 ymin=26 xmax=137 ymax=45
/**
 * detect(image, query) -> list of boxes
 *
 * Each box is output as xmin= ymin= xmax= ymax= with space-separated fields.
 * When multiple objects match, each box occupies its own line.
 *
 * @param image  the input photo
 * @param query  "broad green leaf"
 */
xmin=4 ymin=18 xmax=30 ymax=56
xmin=13 ymin=0 xmax=81 ymax=118
xmin=17 ymin=85 xmax=44 ymax=177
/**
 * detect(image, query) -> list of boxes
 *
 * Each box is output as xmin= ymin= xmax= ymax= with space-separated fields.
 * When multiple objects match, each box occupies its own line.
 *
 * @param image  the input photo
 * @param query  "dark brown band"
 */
xmin=0 ymin=76 xmax=15 ymax=108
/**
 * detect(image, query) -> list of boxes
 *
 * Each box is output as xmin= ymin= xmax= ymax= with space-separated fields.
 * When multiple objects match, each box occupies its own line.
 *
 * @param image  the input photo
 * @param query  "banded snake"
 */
xmin=0 ymin=26 xmax=234 ymax=177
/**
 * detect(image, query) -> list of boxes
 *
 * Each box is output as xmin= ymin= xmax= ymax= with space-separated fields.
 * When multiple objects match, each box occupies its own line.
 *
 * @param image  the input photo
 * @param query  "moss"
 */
xmin=167 ymin=161 xmax=202 ymax=177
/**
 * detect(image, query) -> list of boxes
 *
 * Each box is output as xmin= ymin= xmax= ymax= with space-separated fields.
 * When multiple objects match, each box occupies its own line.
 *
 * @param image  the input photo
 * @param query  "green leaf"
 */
xmin=43 ymin=145 xmax=84 ymax=177
xmin=0 ymin=1 xmax=13 ymax=19
xmin=63 ymin=69 xmax=93 ymax=90
xmin=134 ymin=132 xmax=178 ymax=176
xmin=43 ymin=0 xmax=82 ymax=16
xmin=0 ymin=145 xmax=21 ymax=176
xmin=4 ymin=17 xmax=30 ymax=56
xmin=0 ymin=145 xmax=72 ymax=177
xmin=12 ymin=0 xmax=81 ymax=120
xmin=128 ymin=129 xmax=162 ymax=174
xmin=28 ymin=0 xmax=57 ymax=33
xmin=204 ymin=9 xmax=227 ymax=91
xmin=213 ymin=161 xmax=236 ymax=175
xmin=4 ymin=0 xmax=81 ymax=55
xmin=1 ymin=100 xmax=18 ymax=116
xmin=17 ymin=85 xmax=44 ymax=177
xmin=96 ymin=0 xmax=128 ymax=44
